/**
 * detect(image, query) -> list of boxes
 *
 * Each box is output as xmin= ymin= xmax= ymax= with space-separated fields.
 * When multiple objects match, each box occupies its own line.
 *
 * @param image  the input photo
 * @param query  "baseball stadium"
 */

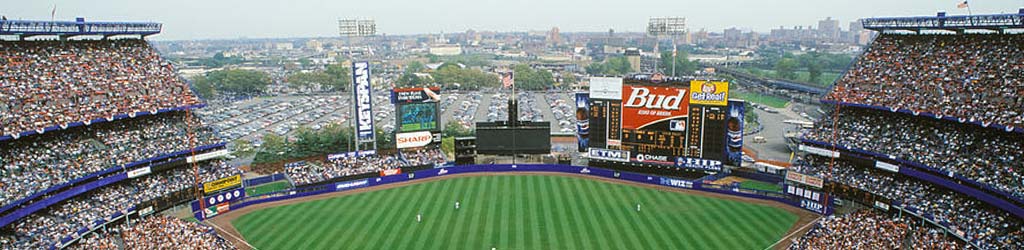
xmin=1 ymin=4 xmax=1023 ymax=250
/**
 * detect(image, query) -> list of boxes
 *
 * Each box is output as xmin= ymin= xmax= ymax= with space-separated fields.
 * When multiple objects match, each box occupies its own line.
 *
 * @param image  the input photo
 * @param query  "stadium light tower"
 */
xmin=647 ymin=17 xmax=686 ymax=76
xmin=339 ymin=18 xmax=377 ymax=152
xmin=338 ymin=19 xmax=376 ymax=37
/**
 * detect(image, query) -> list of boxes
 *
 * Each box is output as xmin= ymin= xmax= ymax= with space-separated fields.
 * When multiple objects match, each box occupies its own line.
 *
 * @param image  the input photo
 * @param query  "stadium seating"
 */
xmin=827 ymin=34 xmax=1024 ymax=128
xmin=0 ymin=159 xmax=238 ymax=249
xmin=0 ymin=111 xmax=221 ymax=208
xmin=0 ymin=39 xmax=201 ymax=138
xmin=803 ymin=108 xmax=1024 ymax=200
xmin=789 ymin=210 xmax=963 ymax=249
xmin=0 ymin=38 xmax=236 ymax=250
xmin=792 ymin=155 xmax=1024 ymax=249
xmin=71 ymin=215 xmax=235 ymax=250
xmin=285 ymin=148 xmax=446 ymax=186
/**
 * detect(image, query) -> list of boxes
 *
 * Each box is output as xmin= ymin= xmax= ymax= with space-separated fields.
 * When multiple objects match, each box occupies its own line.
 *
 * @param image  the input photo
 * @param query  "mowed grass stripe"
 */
xmin=525 ymin=176 xmax=543 ymax=250
xmin=312 ymin=192 xmax=375 ymax=249
xmin=610 ymin=185 xmax=658 ymax=250
xmin=402 ymin=178 xmax=456 ymax=250
xmin=293 ymin=196 xmax=344 ymax=249
xmin=570 ymin=177 xmax=613 ymax=250
xmin=272 ymin=201 xmax=323 ymax=248
xmin=462 ymin=176 xmax=492 ymax=249
xmin=549 ymin=177 xmax=580 ymax=250
xmin=565 ymin=178 xmax=598 ymax=250
xmin=233 ymin=175 xmax=800 ymax=250
xmin=512 ymin=174 xmax=528 ymax=250
xmin=579 ymin=178 xmax=629 ymax=250
xmin=376 ymin=178 xmax=436 ymax=248
xmin=663 ymin=189 xmax=704 ymax=247
xmin=640 ymin=189 xmax=687 ymax=250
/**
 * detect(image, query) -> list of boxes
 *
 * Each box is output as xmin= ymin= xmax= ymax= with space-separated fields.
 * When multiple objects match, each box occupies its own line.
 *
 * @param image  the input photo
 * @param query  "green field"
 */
xmin=246 ymin=181 xmax=293 ymax=197
xmin=232 ymin=175 xmax=798 ymax=250
xmin=731 ymin=92 xmax=790 ymax=108
xmin=739 ymin=180 xmax=784 ymax=193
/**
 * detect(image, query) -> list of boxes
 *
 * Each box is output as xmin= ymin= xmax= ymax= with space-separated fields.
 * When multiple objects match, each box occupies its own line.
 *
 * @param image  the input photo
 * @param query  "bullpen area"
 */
xmin=212 ymin=173 xmax=813 ymax=250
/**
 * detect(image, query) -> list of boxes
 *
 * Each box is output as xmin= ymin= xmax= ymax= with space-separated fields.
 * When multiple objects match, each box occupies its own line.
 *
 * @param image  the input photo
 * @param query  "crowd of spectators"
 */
xmin=1 ymin=159 xmax=239 ymax=249
xmin=119 ymin=216 xmax=234 ymax=249
xmin=0 ymin=112 xmax=220 ymax=208
xmin=0 ymin=39 xmax=201 ymax=136
xmin=793 ymin=155 xmax=1024 ymax=249
xmin=803 ymin=108 xmax=1024 ymax=200
xmin=286 ymin=148 xmax=447 ymax=186
xmin=67 ymin=215 xmax=234 ymax=250
xmin=789 ymin=210 xmax=909 ymax=249
xmin=827 ymin=34 xmax=1024 ymax=128
xmin=402 ymin=148 xmax=447 ymax=167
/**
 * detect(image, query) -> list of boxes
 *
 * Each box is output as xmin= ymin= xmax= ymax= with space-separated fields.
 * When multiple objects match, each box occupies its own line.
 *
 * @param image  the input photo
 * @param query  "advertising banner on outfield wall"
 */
xmin=785 ymin=171 xmax=824 ymax=189
xmin=352 ymin=61 xmax=376 ymax=143
xmin=203 ymin=175 xmax=241 ymax=194
xmin=192 ymin=187 xmax=245 ymax=212
xmin=380 ymin=168 xmax=402 ymax=177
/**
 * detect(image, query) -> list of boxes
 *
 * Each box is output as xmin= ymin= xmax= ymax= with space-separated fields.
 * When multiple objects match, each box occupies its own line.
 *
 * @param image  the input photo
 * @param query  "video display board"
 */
xmin=398 ymin=102 xmax=439 ymax=132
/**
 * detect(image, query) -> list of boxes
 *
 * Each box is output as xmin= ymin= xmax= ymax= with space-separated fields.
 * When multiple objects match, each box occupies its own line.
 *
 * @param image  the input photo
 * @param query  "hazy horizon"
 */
xmin=3 ymin=0 xmax=1022 ymax=40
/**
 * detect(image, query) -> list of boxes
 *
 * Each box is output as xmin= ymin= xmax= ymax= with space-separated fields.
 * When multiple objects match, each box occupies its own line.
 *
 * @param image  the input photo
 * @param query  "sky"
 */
xmin=3 ymin=0 xmax=1022 ymax=40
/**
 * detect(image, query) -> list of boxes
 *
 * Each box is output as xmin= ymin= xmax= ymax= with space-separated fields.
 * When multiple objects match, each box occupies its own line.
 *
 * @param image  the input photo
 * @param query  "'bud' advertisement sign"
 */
xmin=621 ymin=86 xmax=690 ymax=129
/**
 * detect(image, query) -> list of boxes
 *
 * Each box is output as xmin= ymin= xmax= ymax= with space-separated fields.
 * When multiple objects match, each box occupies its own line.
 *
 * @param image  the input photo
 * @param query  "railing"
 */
xmin=820 ymin=100 xmax=1023 ymax=134
xmin=1 ymin=104 xmax=207 ymax=142
xmin=0 ymin=19 xmax=161 ymax=37
xmin=800 ymin=139 xmax=1024 ymax=218
xmin=0 ymin=143 xmax=227 ymax=227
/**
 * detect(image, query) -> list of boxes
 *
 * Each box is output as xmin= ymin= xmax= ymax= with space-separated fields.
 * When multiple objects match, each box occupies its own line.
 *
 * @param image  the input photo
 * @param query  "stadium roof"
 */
xmin=862 ymin=9 xmax=1024 ymax=33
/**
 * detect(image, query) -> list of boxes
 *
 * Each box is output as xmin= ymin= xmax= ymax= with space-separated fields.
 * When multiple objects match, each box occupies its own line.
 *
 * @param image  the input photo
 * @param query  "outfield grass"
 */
xmin=246 ymin=181 xmax=292 ymax=197
xmin=731 ymin=92 xmax=790 ymax=109
xmin=233 ymin=175 xmax=798 ymax=250
xmin=739 ymin=180 xmax=784 ymax=193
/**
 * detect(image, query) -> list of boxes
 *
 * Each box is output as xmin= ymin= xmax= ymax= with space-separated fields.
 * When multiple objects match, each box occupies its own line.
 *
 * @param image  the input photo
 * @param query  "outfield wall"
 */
xmin=196 ymin=164 xmax=832 ymax=222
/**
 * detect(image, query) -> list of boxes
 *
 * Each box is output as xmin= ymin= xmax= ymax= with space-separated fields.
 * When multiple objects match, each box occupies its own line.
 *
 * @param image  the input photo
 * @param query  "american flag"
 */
xmin=501 ymin=71 xmax=514 ymax=89
xmin=956 ymin=0 xmax=968 ymax=9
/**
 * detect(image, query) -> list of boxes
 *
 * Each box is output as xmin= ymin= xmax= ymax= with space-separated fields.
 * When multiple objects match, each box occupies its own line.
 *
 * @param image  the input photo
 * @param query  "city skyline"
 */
xmin=2 ymin=0 xmax=1022 ymax=40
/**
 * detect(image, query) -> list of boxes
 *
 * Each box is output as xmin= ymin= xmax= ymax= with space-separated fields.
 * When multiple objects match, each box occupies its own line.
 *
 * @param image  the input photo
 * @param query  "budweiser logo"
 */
xmin=623 ymin=87 xmax=687 ymax=110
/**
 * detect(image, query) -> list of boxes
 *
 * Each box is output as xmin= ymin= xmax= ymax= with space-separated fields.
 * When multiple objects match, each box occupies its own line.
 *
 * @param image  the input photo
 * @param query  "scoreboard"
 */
xmin=587 ymin=76 xmax=740 ymax=171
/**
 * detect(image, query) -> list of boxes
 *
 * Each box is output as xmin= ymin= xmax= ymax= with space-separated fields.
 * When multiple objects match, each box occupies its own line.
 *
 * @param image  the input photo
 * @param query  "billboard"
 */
xmin=352 ymin=61 xmax=375 ymax=143
xmin=589 ymin=77 xmax=623 ymax=100
xmin=575 ymin=93 xmax=590 ymax=152
xmin=392 ymin=87 xmax=441 ymax=103
xmin=606 ymin=78 xmax=733 ymax=169
xmin=689 ymin=80 xmax=729 ymax=106
xmin=724 ymin=100 xmax=745 ymax=166
xmin=398 ymin=102 xmax=439 ymax=132
xmin=621 ymin=85 xmax=690 ymax=130
xmin=396 ymin=131 xmax=437 ymax=149
xmin=588 ymin=148 xmax=630 ymax=162
xmin=203 ymin=175 xmax=241 ymax=194
xmin=192 ymin=187 xmax=245 ymax=212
